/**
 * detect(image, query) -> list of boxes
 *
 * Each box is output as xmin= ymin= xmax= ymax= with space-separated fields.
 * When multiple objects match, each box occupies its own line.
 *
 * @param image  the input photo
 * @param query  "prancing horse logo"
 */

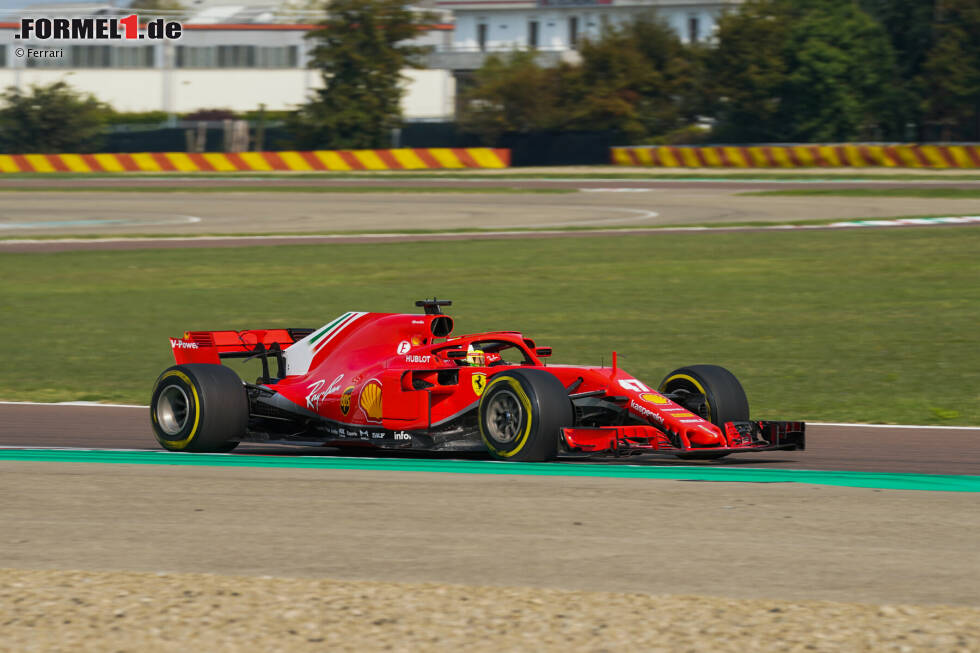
xmin=472 ymin=373 xmax=487 ymax=397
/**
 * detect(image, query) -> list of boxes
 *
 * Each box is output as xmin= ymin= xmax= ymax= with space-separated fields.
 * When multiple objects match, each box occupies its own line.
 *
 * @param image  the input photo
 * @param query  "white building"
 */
xmin=435 ymin=0 xmax=740 ymax=55
xmin=0 ymin=4 xmax=456 ymax=118
xmin=424 ymin=0 xmax=741 ymax=115
xmin=0 ymin=0 xmax=741 ymax=119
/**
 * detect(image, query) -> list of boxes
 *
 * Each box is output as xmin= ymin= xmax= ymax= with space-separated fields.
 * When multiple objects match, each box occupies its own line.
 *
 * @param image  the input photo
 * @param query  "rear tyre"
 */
xmin=659 ymin=365 xmax=750 ymax=460
xmin=478 ymin=369 xmax=572 ymax=462
xmin=150 ymin=364 xmax=247 ymax=452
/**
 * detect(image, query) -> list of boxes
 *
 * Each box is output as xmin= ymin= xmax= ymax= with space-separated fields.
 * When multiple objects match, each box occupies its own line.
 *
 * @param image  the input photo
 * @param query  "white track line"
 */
xmin=524 ymin=206 xmax=660 ymax=227
xmin=831 ymin=216 xmax=980 ymax=227
xmin=0 ymin=227 xmax=681 ymax=245
xmin=0 ymin=400 xmax=146 ymax=408
xmin=0 ymin=215 xmax=201 ymax=231
xmin=1 ymin=401 xmax=976 ymax=429
xmin=807 ymin=421 xmax=980 ymax=431
xmin=579 ymin=188 xmax=653 ymax=193
xmin=1 ymin=215 xmax=977 ymax=246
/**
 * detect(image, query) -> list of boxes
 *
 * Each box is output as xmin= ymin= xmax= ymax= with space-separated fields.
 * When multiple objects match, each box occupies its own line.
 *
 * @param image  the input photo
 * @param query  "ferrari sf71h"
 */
xmin=150 ymin=300 xmax=804 ymax=461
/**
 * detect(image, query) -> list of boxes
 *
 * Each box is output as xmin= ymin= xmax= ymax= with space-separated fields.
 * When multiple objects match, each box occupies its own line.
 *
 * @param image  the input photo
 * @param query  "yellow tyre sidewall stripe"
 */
xmin=659 ymin=373 xmax=712 ymax=423
xmin=479 ymin=376 xmax=534 ymax=458
xmin=153 ymin=369 xmax=201 ymax=450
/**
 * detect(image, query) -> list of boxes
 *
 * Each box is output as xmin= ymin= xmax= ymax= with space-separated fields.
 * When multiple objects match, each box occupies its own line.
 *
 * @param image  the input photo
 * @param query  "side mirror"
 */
xmin=535 ymin=347 xmax=552 ymax=358
xmin=445 ymin=349 xmax=468 ymax=360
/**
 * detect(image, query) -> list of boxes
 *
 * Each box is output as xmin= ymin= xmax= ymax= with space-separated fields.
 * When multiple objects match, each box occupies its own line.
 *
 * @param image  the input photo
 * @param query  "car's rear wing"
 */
xmin=169 ymin=328 xmax=313 ymax=379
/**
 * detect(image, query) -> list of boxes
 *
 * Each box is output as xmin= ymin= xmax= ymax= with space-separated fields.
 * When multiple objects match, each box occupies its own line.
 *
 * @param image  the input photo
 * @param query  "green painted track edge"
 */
xmin=1 ymin=448 xmax=977 ymax=492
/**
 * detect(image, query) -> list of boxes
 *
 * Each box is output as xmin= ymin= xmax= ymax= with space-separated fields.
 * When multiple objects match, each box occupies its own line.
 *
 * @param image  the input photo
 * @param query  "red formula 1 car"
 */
xmin=150 ymin=299 xmax=804 ymax=461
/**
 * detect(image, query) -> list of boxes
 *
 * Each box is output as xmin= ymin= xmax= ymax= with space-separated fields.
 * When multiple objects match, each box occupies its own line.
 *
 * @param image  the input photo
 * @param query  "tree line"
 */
xmin=0 ymin=0 xmax=424 ymax=153
xmin=459 ymin=0 xmax=980 ymax=144
xmin=2 ymin=0 xmax=977 ymax=153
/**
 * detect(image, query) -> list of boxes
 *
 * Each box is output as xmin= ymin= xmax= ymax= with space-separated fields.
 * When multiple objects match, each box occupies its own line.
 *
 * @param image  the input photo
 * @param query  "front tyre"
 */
xmin=478 ymin=369 xmax=572 ymax=462
xmin=659 ymin=365 xmax=750 ymax=460
xmin=150 ymin=364 xmax=247 ymax=452
xmin=658 ymin=364 xmax=749 ymax=428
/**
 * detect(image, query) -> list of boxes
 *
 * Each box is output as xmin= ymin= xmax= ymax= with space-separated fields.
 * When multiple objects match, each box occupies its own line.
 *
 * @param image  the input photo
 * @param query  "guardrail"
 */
xmin=612 ymin=144 xmax=980 ymax=168
xmin=0 ymin=148 xmax=511 ymax=172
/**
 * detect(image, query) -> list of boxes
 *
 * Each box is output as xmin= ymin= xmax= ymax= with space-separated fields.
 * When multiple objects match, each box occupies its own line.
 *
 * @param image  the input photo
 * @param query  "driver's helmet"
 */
xmin=466 ymin=344 xmax=486 ymax=367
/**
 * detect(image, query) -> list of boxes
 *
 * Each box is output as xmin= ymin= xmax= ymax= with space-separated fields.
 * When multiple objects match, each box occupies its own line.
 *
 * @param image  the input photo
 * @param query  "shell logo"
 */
xmin=640 ymin=393 xmax=669 ymax=404
xmin=359 ymin=380 xmax=383 ymax=421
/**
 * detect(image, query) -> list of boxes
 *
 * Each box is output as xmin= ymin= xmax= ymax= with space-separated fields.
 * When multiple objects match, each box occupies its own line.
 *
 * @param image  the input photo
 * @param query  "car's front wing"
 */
xmin=561 ymin=421 xmax=806 ymax=457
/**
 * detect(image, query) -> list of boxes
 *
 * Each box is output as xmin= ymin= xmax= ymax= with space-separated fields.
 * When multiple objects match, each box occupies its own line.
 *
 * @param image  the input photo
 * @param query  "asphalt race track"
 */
xmin=1 ymin=402 xmax=978 ymax=475
xmin=1 ymin=403 xmax=979 ymax=608
xmin=2 ymin=175 xmax=980 ymax=238
xmin=2 ymin=172 xmax=978 ymax=623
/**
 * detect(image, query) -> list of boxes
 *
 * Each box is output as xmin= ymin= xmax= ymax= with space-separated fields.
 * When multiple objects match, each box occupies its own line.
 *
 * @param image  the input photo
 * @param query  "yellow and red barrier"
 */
xmin=612 ymin=144 xmax=980 ymax=168
xmin=0 ymin=148 xmax=511 ymax=173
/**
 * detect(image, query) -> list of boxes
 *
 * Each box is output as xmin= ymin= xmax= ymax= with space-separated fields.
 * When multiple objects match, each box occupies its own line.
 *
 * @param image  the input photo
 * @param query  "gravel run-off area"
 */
xmin=2 ymin=568 xmax=978 ymax=652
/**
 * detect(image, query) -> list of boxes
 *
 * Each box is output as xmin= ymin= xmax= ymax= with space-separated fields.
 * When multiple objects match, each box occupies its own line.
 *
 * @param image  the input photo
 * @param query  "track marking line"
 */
xmin=0 ymin=400 xmax=146 ymax=408
xmin=579 ymin=188 xmax=654 ymax=193
xmin=830 ymin=216 xmax=980 ymax=228
xmin=0 ymin=226 xmax=680 ymax=245
xmin=1 ymin=448 xmax=976 ymax=492
xmin=1 ymin=215 xmax=977 ymax=247
xmin=523 ymin=205 xmax=660 ymax=227
xmin=807 ymin=421 xmax=980 ymax=431
xmin=0 ymin=215 xmax=202 ymax=231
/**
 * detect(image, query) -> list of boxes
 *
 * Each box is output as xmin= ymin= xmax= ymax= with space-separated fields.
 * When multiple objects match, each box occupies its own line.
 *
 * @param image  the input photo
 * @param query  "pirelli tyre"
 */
xmin=478 ymin=369 xmax=572 ymax=462
xmin=659 ymin=364 xmax=750 ymax=460
xmin=150 ymin=364 xmax=247 ymax=453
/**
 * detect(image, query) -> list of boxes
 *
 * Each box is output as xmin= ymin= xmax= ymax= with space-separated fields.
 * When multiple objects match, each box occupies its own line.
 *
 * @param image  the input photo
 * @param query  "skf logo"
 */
xmin=340 ymin=386 xmax=354 ymax=416
xmin=472 ymin=373 xmax=487 ymax=397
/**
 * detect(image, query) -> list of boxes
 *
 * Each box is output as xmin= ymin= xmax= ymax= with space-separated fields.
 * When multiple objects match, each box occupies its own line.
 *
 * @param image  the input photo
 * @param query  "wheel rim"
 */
xmin=662 ymin=380 xmax=712 ymax=423
xmin=156 ymin=384 xmax=190 ymax=436
xmin=485 ymin=388 xmax=524 ymax=444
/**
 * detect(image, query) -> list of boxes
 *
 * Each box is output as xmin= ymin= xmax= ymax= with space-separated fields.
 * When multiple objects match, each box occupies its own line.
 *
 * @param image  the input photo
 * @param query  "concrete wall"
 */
xmin=0 ymin=67 xmax=455 ymax=118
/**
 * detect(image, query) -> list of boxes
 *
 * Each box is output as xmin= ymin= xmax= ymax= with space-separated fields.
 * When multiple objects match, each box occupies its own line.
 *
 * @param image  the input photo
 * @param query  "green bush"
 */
xmin=0 ymin=81 xmax=110 ymax=153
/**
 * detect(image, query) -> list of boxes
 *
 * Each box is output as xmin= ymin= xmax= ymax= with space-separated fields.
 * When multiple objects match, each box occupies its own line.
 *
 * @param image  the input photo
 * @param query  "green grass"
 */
xmin=1 ymin=229 xmax=978 ymax=425
xmin=744 ymin=188 xmax=980 ymax=198
xmin=0 ymin=186 xmax=574 ymax=195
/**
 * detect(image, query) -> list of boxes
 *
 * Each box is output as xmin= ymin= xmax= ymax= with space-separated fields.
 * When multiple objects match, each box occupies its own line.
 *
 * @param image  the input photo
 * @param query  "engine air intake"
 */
xmin=430 ymin=316 xmax=453 ymax=337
